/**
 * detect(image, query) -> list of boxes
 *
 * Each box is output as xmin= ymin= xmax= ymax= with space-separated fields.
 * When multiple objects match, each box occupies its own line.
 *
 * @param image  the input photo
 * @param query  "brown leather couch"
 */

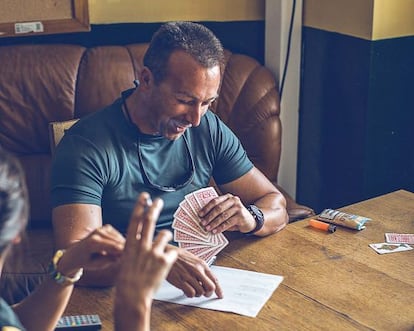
xmin=0 ymin=44 xmax=314 ymax=303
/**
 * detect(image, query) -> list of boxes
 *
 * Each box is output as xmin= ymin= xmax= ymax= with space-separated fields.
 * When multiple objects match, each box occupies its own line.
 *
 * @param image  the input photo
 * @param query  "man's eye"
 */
xmin=178 ymin=99 xmax=194 ymax=105
xmin=204 ymin=98 xmax=216 ymax=107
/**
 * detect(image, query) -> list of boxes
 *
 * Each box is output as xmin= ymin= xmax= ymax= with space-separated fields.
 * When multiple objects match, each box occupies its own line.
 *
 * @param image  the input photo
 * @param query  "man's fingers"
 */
xmin=184 ymin=278 xmax=206 ymax=297
xmin=199 ymin=195 xmax=226 ymax=217
xmin=94 ymin=224 xmax=125 ymax=243
xmin=205 ymin=268 xmax=223 ymax=298
xmin=89 ymin=237 xmax=125 ymax=256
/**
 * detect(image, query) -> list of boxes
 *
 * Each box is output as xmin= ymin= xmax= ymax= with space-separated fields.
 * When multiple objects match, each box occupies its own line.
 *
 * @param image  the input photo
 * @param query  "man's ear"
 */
xmin=139 ymin=67 xmax=153 ymax=88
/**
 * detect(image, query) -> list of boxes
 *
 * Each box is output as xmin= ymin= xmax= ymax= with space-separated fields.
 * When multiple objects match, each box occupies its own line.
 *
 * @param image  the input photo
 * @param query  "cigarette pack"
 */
xmin=317 ymin=209 xmax=371 ymax=230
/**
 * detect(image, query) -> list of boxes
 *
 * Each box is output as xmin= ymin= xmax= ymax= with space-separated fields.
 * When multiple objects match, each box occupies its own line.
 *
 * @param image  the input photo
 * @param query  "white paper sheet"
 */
xmin=153 ymin=265 xmax=284 ymax=317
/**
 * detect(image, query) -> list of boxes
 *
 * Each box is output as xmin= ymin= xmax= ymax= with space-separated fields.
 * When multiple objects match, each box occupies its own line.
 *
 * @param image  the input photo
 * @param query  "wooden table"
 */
xmin=66 ymin=190 xmax=414 ymax=330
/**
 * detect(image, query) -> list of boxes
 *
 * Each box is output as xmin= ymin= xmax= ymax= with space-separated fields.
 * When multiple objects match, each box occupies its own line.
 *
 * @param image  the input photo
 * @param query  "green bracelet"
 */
xmin=48 ymin=249 xmax=83 ymax=286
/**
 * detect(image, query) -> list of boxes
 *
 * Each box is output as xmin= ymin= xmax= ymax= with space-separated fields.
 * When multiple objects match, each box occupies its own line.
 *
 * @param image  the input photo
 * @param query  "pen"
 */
xmin=309 ymin=219 xmax=336 ymax=233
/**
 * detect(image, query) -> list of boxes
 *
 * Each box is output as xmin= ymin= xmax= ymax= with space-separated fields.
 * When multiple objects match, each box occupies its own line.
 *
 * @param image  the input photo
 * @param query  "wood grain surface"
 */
xmin=65 ymin=190 xmax=414 ymax=331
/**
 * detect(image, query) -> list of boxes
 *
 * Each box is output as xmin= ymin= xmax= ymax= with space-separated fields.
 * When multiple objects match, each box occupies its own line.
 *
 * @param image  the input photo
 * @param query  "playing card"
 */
xmin=174 ymin=187 xmax=228 ymax=263
xmin=368 ymin=242 xmax=413 ymax=254
xmin=206 ymin=255 xmax=217 ymax=266
xmin=185 ymin=245 xmax=217 ymax=257
xmin=217 ymin=231 xmax=229 ymax=246
xmin=198 ymin=244 xmax=222 ymax=261
xmin=173 ymin=206 xmax=204 ymax=233
xmin=199 ymin=240 xmax=228 ymax=260
xmin=185 ymin=192 xmax=202 ymax=214
xmin=385 ymin=233 xmax=414 ymax=245
xmin=172 ymin=218 xmax=211 ymax=242
xmin=194 ymin=187 xmax=218 ymax=209
xmin=179 ymin=200 xmax=199 ymax=222
xmin=174 ymin=229 xmax=216 ymax=246
xmin=179 ymin=241 xmax=213 ymax=250
xmin=178 ymin=241 xmax=211 ymax=249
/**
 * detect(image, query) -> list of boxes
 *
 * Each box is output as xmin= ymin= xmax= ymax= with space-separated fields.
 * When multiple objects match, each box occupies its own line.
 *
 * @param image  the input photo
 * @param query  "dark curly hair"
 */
xmin=143 ymin=21 xmax=225 ymax=84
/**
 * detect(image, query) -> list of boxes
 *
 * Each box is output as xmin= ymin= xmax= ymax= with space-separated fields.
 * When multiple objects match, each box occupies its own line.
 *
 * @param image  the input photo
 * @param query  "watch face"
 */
xmin=250 ymin=205 xmax=264 ymax=219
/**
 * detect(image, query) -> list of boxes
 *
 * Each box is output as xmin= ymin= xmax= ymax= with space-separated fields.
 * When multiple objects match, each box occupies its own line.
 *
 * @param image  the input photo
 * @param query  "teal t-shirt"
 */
xmin=51 ymin=91 xmax=253 ymax=232
xmin=0 ymin=297 xmax=25 ymax=330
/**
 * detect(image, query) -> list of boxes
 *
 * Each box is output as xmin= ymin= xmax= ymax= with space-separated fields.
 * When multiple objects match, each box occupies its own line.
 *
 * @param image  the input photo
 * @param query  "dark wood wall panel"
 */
xmin=298 ymin=27 xmax=414 ymax=212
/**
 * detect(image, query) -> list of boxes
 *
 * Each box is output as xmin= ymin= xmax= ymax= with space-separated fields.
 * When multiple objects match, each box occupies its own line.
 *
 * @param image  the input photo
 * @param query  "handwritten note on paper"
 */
xmin=153 ymin=265 xmax=284 ymax=317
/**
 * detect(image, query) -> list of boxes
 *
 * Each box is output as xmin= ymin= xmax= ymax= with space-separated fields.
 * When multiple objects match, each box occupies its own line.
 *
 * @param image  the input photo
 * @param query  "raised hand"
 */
xmin=114 ymin=193 xmax=178 ymax=331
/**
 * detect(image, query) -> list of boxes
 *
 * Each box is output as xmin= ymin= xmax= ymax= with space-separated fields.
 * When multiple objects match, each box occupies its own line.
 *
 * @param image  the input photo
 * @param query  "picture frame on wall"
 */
xmin=0 ymin=0 xmax=89 ymax=38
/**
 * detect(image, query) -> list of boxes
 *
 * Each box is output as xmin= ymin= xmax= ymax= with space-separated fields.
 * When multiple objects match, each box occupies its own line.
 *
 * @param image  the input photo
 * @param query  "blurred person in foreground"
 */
xmin=0 ymin=147 xmax=177 ymax=331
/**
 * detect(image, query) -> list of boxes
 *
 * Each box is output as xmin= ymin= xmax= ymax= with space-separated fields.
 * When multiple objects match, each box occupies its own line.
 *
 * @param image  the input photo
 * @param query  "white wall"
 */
xmin=265 ymin=0 xmax=302 ymax=198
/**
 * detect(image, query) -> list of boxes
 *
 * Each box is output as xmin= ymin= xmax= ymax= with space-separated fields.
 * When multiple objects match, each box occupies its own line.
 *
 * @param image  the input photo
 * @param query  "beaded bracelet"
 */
xmin=48 ymin=249 xmax=83 ymax=286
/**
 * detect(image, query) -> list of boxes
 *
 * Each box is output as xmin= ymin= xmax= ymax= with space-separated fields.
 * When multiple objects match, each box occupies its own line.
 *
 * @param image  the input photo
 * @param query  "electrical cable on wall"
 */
xmin=279 ymin=0 xmax=296 ymax=100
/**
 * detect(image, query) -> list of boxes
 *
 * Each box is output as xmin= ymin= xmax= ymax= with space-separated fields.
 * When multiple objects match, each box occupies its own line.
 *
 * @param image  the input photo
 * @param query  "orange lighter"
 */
xmin=309 ymin=219 xmax=336 ymax=233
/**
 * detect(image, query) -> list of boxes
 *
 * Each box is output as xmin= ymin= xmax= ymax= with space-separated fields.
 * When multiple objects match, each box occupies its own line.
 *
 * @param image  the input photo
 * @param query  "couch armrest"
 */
xmin=274 ymin=184 xmax=315 ymax=223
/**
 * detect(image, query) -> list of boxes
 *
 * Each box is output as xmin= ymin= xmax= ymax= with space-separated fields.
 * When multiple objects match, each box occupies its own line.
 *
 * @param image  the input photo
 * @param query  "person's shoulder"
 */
xmin=72 ymin=100 xmax=122 ymax=130
xmin=65 ymin=100 xmax=125 ymax=141
xmin=53 ymin=100 xmax=126 ymax=158
xmin=0 ymin=298 xmax=25 ymax=330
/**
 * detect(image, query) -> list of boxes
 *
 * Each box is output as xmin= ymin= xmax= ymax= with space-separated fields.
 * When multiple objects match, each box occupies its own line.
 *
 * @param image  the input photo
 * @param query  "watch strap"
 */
xmin=243 ymin=204 xmax=265 ymax=236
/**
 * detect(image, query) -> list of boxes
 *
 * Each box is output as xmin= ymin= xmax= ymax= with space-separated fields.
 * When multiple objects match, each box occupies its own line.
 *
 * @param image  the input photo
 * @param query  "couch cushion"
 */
xmin=0 ymin=229 xmax=54 ymax=304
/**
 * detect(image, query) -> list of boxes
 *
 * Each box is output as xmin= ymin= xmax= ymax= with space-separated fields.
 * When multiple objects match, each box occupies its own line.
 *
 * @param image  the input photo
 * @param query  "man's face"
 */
xmin=146 ymin=51 xmax=221 ymax=140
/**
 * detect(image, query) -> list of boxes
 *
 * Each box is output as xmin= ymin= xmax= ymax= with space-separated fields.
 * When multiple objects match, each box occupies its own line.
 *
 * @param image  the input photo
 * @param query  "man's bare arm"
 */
xmin=202 ymin=167 xmax=288 ymax=236
xmin=52 ymin=203 xmax=121 ymax=286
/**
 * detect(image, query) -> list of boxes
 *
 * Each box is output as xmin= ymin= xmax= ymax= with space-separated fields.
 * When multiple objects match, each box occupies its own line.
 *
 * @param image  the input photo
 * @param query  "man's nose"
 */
xmin=187 ymin=104 xmax=204 ymax=127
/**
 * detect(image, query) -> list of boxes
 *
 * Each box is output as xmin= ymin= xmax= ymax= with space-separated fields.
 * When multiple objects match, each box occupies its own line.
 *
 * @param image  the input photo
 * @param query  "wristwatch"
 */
xmin=243 ymin=204 xmax=265 ymax=235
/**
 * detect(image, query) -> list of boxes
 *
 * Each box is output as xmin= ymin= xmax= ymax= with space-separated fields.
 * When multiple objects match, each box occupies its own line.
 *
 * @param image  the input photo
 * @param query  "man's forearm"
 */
xmin=254 ymin=192 xmax=288 ymax=236
xmin=77 ymin=261 xmax=121 ymax=287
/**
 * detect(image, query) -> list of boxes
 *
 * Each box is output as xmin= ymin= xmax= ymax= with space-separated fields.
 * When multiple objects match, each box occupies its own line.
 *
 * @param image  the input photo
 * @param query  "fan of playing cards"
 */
xmin=172 ymin=187 xmax=228 ymax=265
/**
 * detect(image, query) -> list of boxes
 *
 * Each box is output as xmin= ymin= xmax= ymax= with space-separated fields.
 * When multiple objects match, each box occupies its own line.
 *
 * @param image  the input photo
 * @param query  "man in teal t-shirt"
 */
xmin=51 ymin=89 xmax=253 ymax=233
xmin=51 ymin=22 xmax=288 ymax=298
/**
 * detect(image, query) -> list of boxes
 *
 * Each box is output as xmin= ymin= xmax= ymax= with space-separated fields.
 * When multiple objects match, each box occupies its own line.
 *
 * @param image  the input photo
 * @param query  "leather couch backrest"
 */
xmin=0 ymin=43 xmax=281 ymax=227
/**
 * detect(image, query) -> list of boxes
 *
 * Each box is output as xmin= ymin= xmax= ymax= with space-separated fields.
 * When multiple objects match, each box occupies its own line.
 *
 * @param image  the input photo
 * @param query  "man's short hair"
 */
xmin=143 ymin=21 xmax=225 ymax=84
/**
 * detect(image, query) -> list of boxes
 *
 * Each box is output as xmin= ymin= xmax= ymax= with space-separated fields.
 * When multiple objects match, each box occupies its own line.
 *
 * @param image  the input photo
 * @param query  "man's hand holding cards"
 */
xmin=173 ymin=187 xmax=228 ymax=265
